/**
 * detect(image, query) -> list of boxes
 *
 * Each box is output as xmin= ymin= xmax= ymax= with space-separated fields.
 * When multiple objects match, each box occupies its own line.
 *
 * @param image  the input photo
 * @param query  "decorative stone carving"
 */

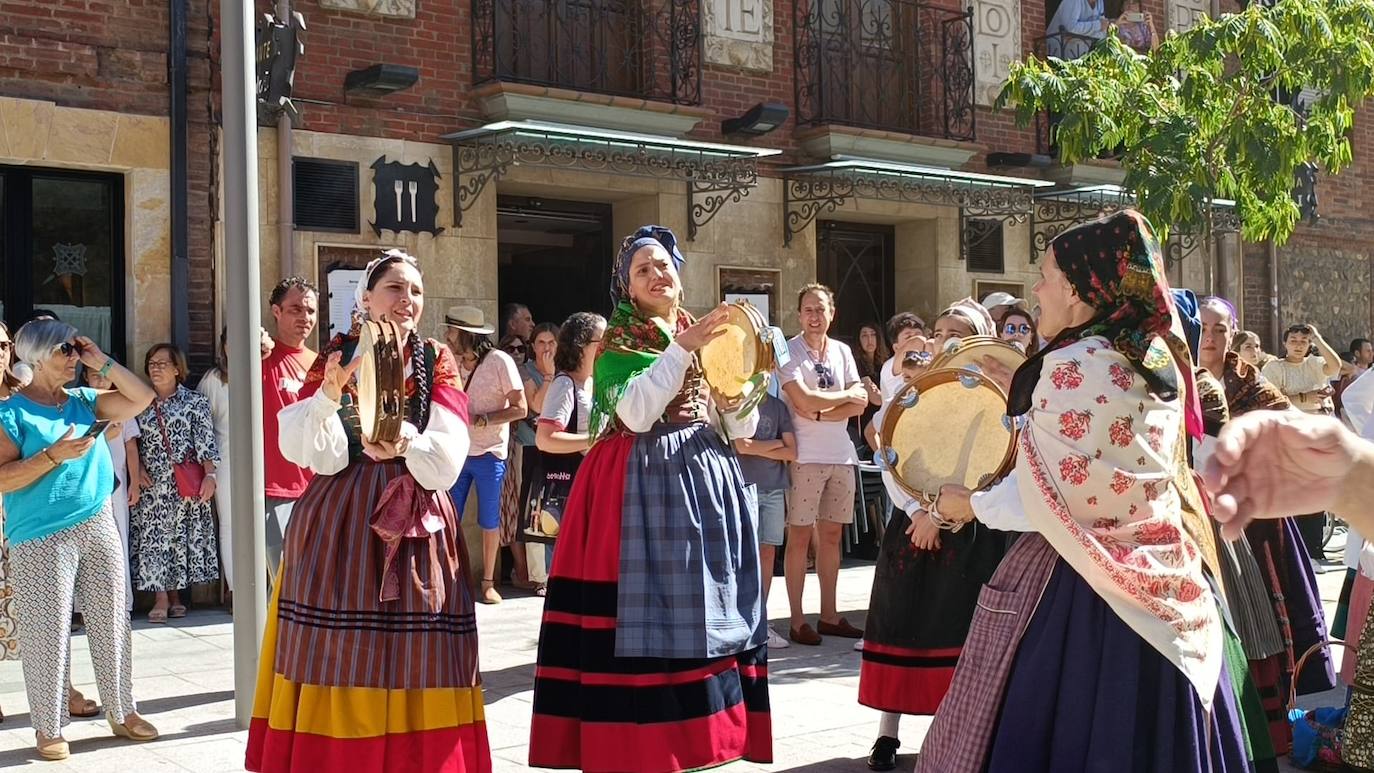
xmin=1166 ymin=0 xmax=1209 ymax=33
xmin=703 ymin=0 xmax=775 ymax=73
xmin=319 ymin=0 xmax=416 ymax=20
xmin=973 ymin=0 xmax=1019 ymax=107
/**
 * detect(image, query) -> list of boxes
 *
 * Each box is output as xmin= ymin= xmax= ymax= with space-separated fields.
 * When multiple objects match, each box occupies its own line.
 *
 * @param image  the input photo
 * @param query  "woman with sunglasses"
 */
xmin=858 ymin=298 xmax=1007 ymax=771
xmin=494 ymin=333 xmax=535 ymax=592
xmin=998 ymin=307 xmax=1039 ymax=355
xmin=0 ymin=320 xmax=159 ymax=758
xmin=529 ymin=226 xmax=770 ymax=772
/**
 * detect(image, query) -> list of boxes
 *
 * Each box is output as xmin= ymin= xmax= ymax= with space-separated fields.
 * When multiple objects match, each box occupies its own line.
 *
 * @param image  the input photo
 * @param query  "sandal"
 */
xmin=108 ymin=712 xmax=159 ymax=742
xmin=67 ymin=689 xmax=100 ymax=718
xmin=147 ymin=608 xmax=168 ymax=625
xmin=168 ymin=604 xmax=187 ymax=619
xmin=36 ymin=734 xmax=70 ymax=761
xmin=479 ymin=578 xmax=503 ymax=605
xmin=534 ymin=583 xmax=547 ymax=598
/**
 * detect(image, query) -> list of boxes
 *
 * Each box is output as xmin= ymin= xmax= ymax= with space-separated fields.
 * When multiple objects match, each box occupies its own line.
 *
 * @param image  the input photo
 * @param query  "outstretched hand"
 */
xmin=321 ymin=351 xmax=362 ymax=402
xmin=1202 ymin=411 xmax=1363 ymax=540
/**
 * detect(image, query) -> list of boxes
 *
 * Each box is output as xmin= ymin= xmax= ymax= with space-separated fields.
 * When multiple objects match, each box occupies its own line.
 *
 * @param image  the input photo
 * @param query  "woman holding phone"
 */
xmin=0 ymin=319 xmax=159 ymax=759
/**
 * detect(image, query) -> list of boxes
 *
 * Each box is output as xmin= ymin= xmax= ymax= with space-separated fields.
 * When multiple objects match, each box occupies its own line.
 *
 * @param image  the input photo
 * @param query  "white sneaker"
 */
xmin=854 ymin=639 xmax=865 ymax=652
xmin=767 ymin=626 xmax=791 ymax=649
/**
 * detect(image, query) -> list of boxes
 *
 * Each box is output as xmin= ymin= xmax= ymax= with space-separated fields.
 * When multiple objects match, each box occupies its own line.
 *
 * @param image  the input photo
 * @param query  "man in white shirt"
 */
xmin=779 ymin=284 xmax=871 ymax=645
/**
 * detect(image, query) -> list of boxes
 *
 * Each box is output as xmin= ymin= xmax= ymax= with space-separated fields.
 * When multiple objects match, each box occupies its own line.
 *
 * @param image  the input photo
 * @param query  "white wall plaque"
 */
xmin=974 ymin=0 xmax=1020 ymax=107
xmin=319 ymin=0 xmax=416 ymax=20
xmin=704 ymin=0 xmax=775 ymax=73
xmin=1167 ymin=0 xmax=1209 ymax=33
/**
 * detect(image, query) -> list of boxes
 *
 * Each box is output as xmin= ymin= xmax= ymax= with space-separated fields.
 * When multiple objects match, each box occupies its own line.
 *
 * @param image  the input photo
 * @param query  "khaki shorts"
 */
xmin=787 ymin=462 xmax=856 ymax=527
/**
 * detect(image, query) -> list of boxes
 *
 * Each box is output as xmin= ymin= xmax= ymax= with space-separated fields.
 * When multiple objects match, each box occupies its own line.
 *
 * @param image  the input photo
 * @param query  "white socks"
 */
xmin=878 ymin=711 xmax=901 ymax=739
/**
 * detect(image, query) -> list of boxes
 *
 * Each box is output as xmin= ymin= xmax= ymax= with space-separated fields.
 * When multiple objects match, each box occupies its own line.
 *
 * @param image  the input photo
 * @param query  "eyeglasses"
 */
xmin=1003 ymin=323 xmax=1033 ymax=336
xmin=147 ymin=359 xmax=175 ymax=370
xmin=814 ymin=362 xmax=835 ymax=390
xmin=505 ymin=345 xmax=526 ymax=354
xmin=54 ymin=341 xmax=79 ymax=357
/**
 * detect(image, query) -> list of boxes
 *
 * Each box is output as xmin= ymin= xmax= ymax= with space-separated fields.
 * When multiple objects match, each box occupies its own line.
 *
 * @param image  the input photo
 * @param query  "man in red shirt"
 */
xmin=262 ymin=276 xmax=319 ymax=579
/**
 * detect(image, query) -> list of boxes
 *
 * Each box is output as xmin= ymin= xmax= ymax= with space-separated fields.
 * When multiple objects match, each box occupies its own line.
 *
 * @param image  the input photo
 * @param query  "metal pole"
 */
xmin=277 ymin=0 xmax=294 ymax=279
xmin=1268 ymin=238 xmax=1281 ymax=351
xmin=222 ymin=0 xmax=269 ymax=729
xmin=169 ymin=0 xmax=190 ymax=352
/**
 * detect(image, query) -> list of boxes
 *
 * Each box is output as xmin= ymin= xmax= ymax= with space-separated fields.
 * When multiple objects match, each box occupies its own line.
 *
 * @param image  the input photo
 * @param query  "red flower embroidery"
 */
xmin=1110 ymin=471 xmax=1133 ymax=495
xmin=1087 ymin=496 xmax=1099 ymax=506
xmin=1050 ymin=361 xmax=1085 ymax=391
xmin=1176 ymin=580 xmax=1204 ymax=603
xmin=1095 ymin=395 xmax=1109 ymax=404
xmin=1092 ymin=517 xmax=1120 ymax=529
xmin=1143 ymin=481 xmax=1161 ymax=500
xmin=1058 ymin=454 xmax=1090 ymax=486
xmin=1128 ymin=504 xmax=1139 ymax=516
xmin=1108 ymin=416 xmax=1134 ymax=447
xmin=1040 ymin=398 xmax=1049 ymax=410
xmin=1136 ymin=456 xmax=1147 ymax=466
xmin=1146 ymin=425 xmax=1165 ymax=453
xmin=1059 ymin=410 xmax=1092 ymax=441
xmin=1135 ymin=520 xmax=1179 ymax=546
xmin=1109 ymin=363 xmax=1134 ymax=391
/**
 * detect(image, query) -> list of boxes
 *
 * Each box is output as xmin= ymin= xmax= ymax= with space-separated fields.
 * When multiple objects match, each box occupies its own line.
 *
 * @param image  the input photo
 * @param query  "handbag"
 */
xmin=155 ymin=401 xmax=205 ymax=500
xmin=519 ymin=375 xmax=584 ymax=546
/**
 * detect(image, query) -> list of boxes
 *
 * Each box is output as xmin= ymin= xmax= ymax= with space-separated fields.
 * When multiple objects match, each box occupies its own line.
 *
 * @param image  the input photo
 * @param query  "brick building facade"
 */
xmin=1 ymin=0 xmax=1371 ymax=369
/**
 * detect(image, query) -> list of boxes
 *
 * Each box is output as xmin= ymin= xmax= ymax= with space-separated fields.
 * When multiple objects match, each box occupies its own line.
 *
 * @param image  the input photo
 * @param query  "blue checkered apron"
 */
xmin=614 ymin=421 xmax=765 ymax=659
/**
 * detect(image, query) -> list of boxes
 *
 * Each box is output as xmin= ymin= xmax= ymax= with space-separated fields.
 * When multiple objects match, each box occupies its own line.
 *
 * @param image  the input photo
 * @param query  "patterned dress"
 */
xmin=0 ymin=501 xmax=19 ymax=661
xmin=246 ymin=335 xmax=488 ymax=773
xmin=129 ymin=385 xmax=220 ymax=592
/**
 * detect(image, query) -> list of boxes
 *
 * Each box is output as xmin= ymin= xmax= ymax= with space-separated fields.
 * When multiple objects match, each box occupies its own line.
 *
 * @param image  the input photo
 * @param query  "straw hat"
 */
xmin=443 ymin=306 xmax=494 ymax=335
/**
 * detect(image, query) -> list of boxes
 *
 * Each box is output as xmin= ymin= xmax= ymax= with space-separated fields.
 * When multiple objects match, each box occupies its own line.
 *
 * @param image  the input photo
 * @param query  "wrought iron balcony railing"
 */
xmin=472 ymin=0 xmax=702 ymax=106
xmin=794 ymin=0 xmax=976 ymax=142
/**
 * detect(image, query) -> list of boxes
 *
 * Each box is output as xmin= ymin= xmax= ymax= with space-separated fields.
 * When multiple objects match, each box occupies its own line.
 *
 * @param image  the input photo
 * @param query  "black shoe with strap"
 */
xmin=867 ymin=735 xmax=900 ymax=771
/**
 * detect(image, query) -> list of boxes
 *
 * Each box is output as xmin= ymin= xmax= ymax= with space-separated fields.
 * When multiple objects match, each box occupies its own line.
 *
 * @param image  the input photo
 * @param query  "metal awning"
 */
xmin=1031 ymin=184 xmax=1241 ymax=263
xmin=779 ymin=156 xmax=1053 ymax=246
xmin=442 ymin=120 xmax=782 ymax=239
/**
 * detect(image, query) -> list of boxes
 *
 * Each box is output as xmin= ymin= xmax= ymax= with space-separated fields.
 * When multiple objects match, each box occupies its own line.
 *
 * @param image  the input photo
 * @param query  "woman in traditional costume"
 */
xmin=915 ymin=210 xmax=1248 ymax=772
xmin=858 ymin=299 xmax=1008 ymax=771
xmin=245 ymin=250 xmax=488 ymax=773
xmin=1196 ymin=296 xmax=1336 ymax=757
xmin=527 ymin=225 xmax=771 ymax=773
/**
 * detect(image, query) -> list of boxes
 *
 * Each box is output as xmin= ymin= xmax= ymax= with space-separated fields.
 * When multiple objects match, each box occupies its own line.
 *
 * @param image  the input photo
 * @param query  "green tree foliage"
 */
xmin=998 ymin=0 xmax=1374 ymax=244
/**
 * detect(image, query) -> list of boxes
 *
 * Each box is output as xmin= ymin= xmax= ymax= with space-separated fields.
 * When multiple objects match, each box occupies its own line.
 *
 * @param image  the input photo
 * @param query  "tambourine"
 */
xmin=876 ymin=368 xmax=1020 ymax=506
xmin=699 ymin=300 xmax=779 ymax=412
xmin=930 ymin=335 xmax=1027 ymax=376
xmin=355 ymin=319 xmax=406 ymax=444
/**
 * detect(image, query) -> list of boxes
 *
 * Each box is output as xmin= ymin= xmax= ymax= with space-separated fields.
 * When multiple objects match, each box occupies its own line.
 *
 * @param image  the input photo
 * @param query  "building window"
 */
xmin=0 ymin=166 xmax=126 ymax=360
xmin=964 ymin=218 xmax=1004 ymax=273
xmin=293 ymin=158 xmax=360 ymax=233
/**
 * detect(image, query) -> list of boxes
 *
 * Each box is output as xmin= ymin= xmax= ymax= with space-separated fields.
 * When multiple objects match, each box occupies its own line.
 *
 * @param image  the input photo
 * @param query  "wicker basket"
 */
xmin=1288 ymin=639 xmax=1349 ymax=773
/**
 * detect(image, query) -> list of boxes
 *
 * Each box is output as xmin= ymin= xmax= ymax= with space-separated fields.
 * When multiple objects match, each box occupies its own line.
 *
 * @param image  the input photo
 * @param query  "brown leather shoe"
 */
xmin=817 ymin=617 xmax=864 ymax=638
xmin=789 ymin=623 xmax=822 ymax=646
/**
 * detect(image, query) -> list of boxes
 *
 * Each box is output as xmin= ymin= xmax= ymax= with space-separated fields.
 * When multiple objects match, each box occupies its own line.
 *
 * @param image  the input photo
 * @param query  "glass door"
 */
xmin=0 ymin=166 xmax=125 ymax=360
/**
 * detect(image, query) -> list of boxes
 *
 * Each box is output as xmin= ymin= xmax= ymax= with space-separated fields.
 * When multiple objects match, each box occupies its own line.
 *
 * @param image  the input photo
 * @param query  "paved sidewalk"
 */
xmin=0 ymin=556 xmax=1350 ymax=771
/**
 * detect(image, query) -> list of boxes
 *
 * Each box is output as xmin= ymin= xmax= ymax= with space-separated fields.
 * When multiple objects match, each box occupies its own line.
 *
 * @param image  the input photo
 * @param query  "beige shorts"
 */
xmin=787 ymin=462 xmax=856 ymax=527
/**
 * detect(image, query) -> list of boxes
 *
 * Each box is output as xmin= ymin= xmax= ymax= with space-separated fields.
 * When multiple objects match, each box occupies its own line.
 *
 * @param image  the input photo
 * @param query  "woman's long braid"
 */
xmin=408 ymin=331 xmax=432 ymax=432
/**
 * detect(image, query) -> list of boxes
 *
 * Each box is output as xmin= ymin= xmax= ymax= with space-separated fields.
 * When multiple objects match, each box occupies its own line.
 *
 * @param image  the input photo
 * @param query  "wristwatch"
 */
xmin=476 ymin=414 xmax=489 ymax=428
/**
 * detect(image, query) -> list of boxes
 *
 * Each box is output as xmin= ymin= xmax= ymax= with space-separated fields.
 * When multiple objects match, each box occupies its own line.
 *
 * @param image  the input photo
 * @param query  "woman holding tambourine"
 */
xmin=245 ymin=250 xmax=489 ymax=773
xmin=859 ymin=298 xmax=1009 ymax=772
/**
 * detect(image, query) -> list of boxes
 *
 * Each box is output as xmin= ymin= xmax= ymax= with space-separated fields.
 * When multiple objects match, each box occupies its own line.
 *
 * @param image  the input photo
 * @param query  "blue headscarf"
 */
xmin=1172 ymin=288 xmax=1201 ymax=365
xmin=611 ymin=225 xmax=686 ymax=305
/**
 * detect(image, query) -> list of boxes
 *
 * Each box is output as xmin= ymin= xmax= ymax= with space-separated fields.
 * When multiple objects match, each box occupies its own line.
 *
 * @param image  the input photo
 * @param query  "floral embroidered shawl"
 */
xmin=588 ymin=301 xmax=693 ymax=441
xmin=1017 ymin=336 xmax=1223 ymax=707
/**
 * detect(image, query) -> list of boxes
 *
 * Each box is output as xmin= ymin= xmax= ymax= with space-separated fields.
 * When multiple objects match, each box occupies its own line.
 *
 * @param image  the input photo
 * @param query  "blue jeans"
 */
xmin=450 ymin=452 xmax=507 ymax=530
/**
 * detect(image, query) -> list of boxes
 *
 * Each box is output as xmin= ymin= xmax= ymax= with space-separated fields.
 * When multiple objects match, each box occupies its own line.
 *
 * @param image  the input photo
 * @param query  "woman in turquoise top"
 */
xmin=0 ymin=319 xmax=157 ymax=760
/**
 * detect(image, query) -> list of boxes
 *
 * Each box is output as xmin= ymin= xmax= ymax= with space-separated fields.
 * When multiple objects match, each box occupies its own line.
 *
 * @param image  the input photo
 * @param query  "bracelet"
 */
xmin=927 ymin=492 xmax=965 ymax=532
xmin=814 ymin=411 xmax=822 ymax=421
xmin=41 ymin=449 xmax=59 ymax=468
xmin=98 ymin=358 xmax=114 ymax=379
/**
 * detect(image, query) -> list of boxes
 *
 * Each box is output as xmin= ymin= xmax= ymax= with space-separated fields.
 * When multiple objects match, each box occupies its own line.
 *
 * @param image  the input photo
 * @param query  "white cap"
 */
xmin=980 ymin=292 xmax=1027 ymax=310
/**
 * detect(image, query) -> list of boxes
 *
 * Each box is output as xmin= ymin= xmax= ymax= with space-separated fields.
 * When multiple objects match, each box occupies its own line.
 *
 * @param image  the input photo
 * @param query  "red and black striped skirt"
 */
xmin=528 ymin=432 xmax=771 ymax=772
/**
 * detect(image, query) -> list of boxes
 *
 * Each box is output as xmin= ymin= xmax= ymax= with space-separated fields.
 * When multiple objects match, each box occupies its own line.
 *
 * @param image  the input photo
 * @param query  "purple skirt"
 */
xmin=986 ymin=561 xmax=1250 ymax=773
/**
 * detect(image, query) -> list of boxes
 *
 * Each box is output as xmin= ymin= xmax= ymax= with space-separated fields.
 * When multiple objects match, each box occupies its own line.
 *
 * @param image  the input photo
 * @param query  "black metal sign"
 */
xmin=370 ymin=156 xmax=443 ymax=236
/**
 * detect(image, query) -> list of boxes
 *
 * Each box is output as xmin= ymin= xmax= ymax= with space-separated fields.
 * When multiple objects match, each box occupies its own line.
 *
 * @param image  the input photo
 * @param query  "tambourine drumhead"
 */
xmin=878 ymin=368 xmax=1018 ymax=505
xmin=355 ymin=319 xmax=406 ymax=444
xmin=700 ymin=301 xmax=773 ymax=406
xmin=931 ymin=335 xmax=1027 ymax=374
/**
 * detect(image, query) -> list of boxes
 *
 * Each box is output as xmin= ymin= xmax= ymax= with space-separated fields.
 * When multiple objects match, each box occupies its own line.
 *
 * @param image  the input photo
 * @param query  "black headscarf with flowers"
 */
xmin=1008 ymin=209 xmax=1203 ymax=440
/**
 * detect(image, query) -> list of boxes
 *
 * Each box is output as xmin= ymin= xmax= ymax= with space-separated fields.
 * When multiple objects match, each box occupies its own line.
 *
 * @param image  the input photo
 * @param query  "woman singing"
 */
xmin=528 ymin=225 xmax=770 ymax=772
xmin=245 ymin=250 xmax=488 ymax=773
xmin=915 ymin=211 xmax=1248 ymax=772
